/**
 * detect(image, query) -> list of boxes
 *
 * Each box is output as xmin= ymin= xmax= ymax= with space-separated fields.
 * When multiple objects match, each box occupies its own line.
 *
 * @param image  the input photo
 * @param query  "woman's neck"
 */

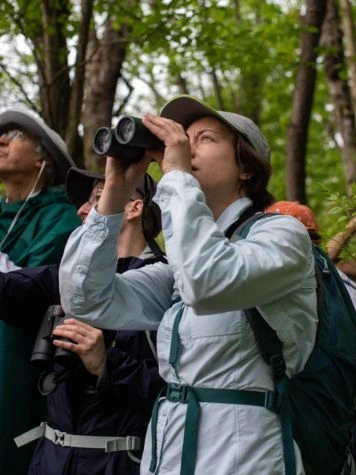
xmin=117 ymin=223 xmax=147 ymax=258
xmin=206 ymin=190 xmax=242 ymax=220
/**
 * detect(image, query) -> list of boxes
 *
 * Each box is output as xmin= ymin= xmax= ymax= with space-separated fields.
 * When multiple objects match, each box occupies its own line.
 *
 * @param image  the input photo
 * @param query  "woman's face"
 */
xmin=186 ymin=116 xmax=243 ymax=206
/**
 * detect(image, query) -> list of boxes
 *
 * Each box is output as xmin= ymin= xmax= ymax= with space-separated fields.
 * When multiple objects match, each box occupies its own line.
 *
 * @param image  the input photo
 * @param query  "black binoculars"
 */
xmin=31 ymin=305 xmax=76 ymax=367
xmin=93 ymin=115 xmax=164 ymax=161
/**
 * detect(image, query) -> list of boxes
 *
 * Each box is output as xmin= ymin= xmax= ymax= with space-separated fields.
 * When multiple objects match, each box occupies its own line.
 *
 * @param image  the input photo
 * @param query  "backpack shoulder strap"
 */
xmin=224 ymin=206 xmax=260 ymax=239
xmin=225 ymin=209 xmax=285 ymax=370
xmin=227 ymin=209 xmax=297 ymax=474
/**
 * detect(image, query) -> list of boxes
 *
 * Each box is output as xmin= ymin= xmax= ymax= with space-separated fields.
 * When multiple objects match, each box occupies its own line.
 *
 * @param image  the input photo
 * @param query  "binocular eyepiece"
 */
xmin=93 ymin=116 xmax=164 ymax=161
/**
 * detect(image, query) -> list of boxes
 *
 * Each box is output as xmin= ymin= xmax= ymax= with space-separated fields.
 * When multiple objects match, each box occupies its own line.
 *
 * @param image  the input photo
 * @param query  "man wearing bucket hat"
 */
xmin=0 ymin=167 xmax=165 ymax=474
xmin=0 ymin=108 xmax=81 ymax=475
xmin=60 ymin=95 xmax=318 ymax=474
xmin=0 ymin=108 xmax=80 ymax=267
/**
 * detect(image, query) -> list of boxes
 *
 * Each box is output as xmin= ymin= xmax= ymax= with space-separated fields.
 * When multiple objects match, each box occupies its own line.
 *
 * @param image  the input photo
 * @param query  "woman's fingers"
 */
xmin=142 ymin=114 xmax=191 ymax=174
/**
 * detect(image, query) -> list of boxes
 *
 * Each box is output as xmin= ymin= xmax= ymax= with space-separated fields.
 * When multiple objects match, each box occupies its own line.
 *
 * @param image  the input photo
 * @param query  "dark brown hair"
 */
xmin=131 ymin=188 xmax=162 ymax=238
xmin=234 ymin=134 xmax=275 ymax=211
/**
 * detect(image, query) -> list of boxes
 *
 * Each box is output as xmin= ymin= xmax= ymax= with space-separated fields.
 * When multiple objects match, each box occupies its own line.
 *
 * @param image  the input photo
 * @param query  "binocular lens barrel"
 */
xmin=93 ymin=126 xmax=144 ymax=161
xmin=31 ymin=305 xmax=76 ymax=367
xmin=116 ymin=116 xmax=136 ymax=144
xmin=31 ymin=306 xmax=59 ymax=365
xmin=93 ymin=127 xmax=112 ymax=154
xmin=93 ymin=127 xmax=117 ymax=156
xmin=115 ymin=116 xmax=164 ymax=150
xmin=92 ymin=115 xmax=164 ymax=161
xmin=52 ymin=316 xmax=75 ymax=364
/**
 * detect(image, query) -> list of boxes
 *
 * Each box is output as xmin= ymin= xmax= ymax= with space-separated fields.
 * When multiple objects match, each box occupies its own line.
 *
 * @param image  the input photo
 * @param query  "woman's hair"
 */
xmin=234 ymin=134 xmax=275 ymax=211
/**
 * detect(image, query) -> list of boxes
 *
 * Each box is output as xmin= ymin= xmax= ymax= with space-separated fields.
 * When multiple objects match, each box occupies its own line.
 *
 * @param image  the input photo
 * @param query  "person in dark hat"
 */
xmin=60 ymin=95 xmax=319 ymax=474
xmin=0 ymin=109 xmax=80 ymax=475
xmin=0 ymin=167 xmax=165 ymax=474
xmin=66 ymin=167 xmax=163 ymax=260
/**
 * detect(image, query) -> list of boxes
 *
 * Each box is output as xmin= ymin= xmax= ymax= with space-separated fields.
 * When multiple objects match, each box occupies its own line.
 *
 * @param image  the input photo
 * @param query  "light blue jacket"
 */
xmin=60 ymin=171 xmax=317 ymax=474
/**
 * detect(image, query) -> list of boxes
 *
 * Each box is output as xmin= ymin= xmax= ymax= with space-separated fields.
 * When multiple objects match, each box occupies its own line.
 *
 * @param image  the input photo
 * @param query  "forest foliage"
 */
xmin=0 ymin=0 xmax=355 ymax=244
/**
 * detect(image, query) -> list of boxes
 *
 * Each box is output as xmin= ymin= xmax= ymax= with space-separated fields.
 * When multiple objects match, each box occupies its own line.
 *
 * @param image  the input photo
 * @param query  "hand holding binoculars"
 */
xmin=93 ymin=116 xmax=164 ymax=161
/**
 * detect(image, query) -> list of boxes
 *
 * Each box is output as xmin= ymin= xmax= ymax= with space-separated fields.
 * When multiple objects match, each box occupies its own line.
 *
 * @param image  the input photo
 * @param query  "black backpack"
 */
xmin=227 ymin=211 xmax=356 ymax=475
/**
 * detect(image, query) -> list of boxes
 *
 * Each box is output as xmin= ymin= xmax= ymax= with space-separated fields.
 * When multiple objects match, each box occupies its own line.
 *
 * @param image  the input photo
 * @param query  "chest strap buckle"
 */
xmin=166 ymin=383 xmax=189 ymax=403
xmin=54 ymin=429 xmax=65 ymax=446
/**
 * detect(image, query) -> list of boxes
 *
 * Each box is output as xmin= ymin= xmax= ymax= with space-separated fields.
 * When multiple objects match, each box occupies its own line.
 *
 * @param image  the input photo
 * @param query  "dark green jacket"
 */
xmin=0 ymin=187 xmax=81 ymax=266
xmin=0 ymin=187 xmax=81 ymax=475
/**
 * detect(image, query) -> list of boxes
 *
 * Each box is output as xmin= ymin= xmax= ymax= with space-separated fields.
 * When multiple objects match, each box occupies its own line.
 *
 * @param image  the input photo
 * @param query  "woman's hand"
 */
xmin=142 ymin=114 xmax=192 ymax=175
xmin=52 ymin=318 xmax=106 ymax=376
xmin=97 ymin=154 xmax=151 ymax=216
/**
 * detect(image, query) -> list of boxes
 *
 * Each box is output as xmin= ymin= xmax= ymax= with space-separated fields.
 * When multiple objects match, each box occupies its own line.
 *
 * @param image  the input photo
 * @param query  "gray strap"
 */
xmin=340 ymin=451 xmax=356 ymax=475
xmin=15 ymin=423 xmax=140 ymax=453
xmin=127 ymin=450 xmax=141 ymax=464
xmin=14 ymin=422 xmax=46 ymax=447
xmin=145 ymin=330 xmax=158 ymax=363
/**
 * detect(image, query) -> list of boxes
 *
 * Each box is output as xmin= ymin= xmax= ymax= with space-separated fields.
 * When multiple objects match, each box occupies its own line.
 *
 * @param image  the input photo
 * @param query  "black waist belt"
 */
xmin=149 ymin=383 xmax=279 ymax=475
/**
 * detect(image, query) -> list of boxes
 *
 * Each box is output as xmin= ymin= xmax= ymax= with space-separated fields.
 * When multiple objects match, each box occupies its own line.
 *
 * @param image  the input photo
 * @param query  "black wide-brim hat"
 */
xmin=65 ymin=167 xmax=105 ymax=209
xmin=0 ymin=109 xmax=76 ymax=185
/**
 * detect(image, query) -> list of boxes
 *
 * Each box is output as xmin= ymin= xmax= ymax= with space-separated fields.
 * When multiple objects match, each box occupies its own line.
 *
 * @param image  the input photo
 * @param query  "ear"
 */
xmin=240 ymin=172 xmax=253 ymax=181
xmin=125 ymin=199 xmax=144 ymax=221
xmin=35 ymin=157 xmax=53 ymax=170
xmin=35 ymin=158 xmax=45 ymax=169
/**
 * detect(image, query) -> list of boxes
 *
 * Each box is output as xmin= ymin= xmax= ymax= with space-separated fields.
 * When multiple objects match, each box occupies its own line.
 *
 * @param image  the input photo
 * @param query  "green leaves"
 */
xmin=0 ymin=0 xmax=354 ymax=239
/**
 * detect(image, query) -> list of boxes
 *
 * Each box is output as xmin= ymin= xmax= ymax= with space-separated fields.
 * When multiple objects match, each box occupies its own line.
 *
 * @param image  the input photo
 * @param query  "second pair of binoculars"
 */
xmin=93 ymin=115 xmax=164 ymax=161
xmin=31 ymin=305 xmax=77 ymax=367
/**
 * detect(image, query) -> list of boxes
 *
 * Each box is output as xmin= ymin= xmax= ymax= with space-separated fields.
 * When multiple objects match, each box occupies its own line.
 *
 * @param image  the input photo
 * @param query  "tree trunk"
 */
xmin=236 ymin=3 xmax=263 ymax=124
xmin=321 ymin=0 xmax=356 ymax=195
xmin=31 ymin=0 xmax=72 ymax=136
xmin=286 ymin=0 xmax=327 ymax=203
xmin=177 ymin=73 xmax=189 ymax=95
xmin=210 ymin=67 xmax=225 ymax=110
xmin=339 ymin=0 xmax=356 ymax=120
xmin=65 ymin=0 xmax=94 ymax=166
xmin=81 ymin=19 xmax=131 ymax=171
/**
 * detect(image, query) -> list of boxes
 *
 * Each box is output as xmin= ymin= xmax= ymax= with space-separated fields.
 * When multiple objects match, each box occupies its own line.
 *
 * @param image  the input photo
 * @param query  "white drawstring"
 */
xmin=145 ymin=330 xmax=158 ymax=364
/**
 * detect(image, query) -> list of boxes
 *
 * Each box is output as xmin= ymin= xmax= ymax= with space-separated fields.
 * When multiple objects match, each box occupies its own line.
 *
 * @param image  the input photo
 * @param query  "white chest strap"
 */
xmin=14 ymin=422 xmax=140 ymax=453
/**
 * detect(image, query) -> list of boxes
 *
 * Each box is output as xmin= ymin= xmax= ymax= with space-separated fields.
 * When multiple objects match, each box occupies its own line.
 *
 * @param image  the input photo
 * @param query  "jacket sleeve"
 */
xmin=60 ymin=209 xmax=174 ymax=330
xmin=0 ymin=265 xmax=60 ymax=327
xmin=155 ymin=171 xmax=314 ymax=313
xmin=97 ymin=331 xmax=164 ymax=414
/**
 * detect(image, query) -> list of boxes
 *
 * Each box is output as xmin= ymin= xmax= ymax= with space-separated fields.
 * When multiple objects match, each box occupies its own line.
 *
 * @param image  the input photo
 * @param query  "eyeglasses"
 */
xmin=0 ymin=129 xmax=27 ymax=142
